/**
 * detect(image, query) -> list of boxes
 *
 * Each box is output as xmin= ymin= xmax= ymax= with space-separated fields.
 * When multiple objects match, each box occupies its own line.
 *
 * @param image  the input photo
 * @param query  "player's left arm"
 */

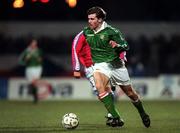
xmin=109 ymin=30 xmax=129 ymax=52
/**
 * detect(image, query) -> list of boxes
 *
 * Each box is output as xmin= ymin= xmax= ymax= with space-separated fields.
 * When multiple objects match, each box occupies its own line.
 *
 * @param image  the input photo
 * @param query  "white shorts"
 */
xmin=111 ymin=66 xmax=131 ymax=86
xmin=93 ymin=62 xmax=131 ymax=86
xmin=25 ymin=66 xmax=42 ymax=83
xmin=93 ymin=62 xmax=112 ymax=78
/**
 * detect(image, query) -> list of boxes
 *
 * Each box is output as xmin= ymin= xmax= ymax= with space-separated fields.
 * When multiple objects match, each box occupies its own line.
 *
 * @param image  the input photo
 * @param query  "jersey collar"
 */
xmin=94 ymin=21 xmax=107 ymax=34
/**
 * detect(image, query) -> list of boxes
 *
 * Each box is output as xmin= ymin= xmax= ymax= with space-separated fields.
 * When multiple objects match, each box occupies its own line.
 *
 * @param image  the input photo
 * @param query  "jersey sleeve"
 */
xmin=71 ymin=31 xmax=86 ymax=71
xmin=110 ymin=29 xmax=129 ymax=52
xmin=18 ymin=49 xmax=28 ymax=66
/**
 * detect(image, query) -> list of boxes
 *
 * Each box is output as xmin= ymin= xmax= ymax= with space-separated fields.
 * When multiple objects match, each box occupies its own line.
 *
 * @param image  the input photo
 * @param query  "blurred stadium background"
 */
xmin=0 ymin=0 xmax=180 ymax=100
xmin=0 ymin=0 xmax=180 ymax=132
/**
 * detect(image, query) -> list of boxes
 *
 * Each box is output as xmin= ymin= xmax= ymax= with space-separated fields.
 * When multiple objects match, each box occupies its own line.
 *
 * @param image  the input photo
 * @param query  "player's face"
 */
xmin=88 ymin=13 xmax=101 ymax=31
xmin=30 ymin=40 xmax=38 ymax=49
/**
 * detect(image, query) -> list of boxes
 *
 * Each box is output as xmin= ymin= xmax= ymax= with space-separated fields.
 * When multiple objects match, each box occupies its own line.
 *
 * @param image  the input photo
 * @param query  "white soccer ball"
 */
xmin=62 ymin=113 xmax=79 ymax=129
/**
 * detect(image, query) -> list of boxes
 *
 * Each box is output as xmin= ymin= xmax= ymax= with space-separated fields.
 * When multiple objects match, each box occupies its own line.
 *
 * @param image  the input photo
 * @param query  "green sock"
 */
xmin=101 ymin=93 xmax=120 ymax=118
xmin=132 ymin=100 xmax=146 ymax=114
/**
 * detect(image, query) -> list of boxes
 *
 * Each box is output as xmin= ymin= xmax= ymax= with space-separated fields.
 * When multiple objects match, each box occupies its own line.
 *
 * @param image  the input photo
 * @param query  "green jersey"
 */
xmin=19 ymin=48 xmax=43 ymax=67
xmin=83 ymin=23 xmax=129 ymax=63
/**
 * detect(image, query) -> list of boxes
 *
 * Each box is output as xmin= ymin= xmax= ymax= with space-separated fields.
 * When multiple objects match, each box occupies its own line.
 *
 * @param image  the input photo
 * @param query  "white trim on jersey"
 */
xmin=72 ymin=31 xmax=83 ymax=71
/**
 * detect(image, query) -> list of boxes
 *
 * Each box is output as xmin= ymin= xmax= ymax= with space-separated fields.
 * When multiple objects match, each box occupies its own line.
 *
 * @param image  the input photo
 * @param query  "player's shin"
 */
xmin=132 ymin=99 xmax=150 ymax=127
xmin=132 ymin=99 xmax=146 ymax=115
xmin=99 ymin=92 xmax=120 ymax=118
xmin=123 ymin=85 xmax=146 ymax=115
xmin=29 ymin=83 xmax=38 ymax=104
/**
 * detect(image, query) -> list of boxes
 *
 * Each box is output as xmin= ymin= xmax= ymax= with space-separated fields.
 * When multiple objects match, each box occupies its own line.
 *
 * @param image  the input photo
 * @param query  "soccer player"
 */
xmin=79 ymin=6 xmax=150 ymax=127
xmin=19 ymin=39 xmax=43 ymax=103
xmin=72 ymin=31 xmax=129 ymax=124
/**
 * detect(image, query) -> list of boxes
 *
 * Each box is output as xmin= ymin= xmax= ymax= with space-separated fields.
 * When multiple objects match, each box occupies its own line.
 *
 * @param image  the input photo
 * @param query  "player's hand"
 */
xmin=109 ymin=40 xmax=118 ymax=48
xmin=73 ymin=71 xmax=81 ymax=78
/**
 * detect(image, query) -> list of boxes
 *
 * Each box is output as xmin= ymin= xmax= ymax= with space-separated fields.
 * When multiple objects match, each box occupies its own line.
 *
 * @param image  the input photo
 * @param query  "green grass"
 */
xmin=0 ymin=100 xmax=180 ymax=133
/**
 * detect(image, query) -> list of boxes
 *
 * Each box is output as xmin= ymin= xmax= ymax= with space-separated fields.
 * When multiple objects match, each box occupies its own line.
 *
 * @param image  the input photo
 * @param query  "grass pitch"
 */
xmin=0 ymin=100 xmax=180 ymax=133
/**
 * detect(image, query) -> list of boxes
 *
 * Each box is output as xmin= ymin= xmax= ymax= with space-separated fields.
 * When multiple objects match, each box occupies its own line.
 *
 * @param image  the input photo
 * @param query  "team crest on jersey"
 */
xmin=100 ymin=34 xmax=105 ymax=40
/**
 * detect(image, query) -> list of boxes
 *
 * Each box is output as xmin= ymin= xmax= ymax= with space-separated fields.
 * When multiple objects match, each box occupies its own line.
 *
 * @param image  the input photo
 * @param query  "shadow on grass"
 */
xmin=0 ymin=124 xmax=126 ymax=133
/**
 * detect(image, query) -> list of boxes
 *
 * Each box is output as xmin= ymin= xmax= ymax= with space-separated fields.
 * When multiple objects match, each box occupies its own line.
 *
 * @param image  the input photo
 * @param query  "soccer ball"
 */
xmin=62 ymin=113 xmax=79 ymax=129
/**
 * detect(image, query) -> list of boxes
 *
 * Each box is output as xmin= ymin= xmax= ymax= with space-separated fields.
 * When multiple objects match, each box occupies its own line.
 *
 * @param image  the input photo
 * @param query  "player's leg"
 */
xmin=94 ymin=72 xmax=118 ymax=116
xmin=120 ymin=85 xmax=150 ymax=128
xmin=26 ymin=66 xmax=42 ymax=104
xmin=88 ymin=75 xmax=120 ymax=126
xmin=112 ymin=66 xmax=150 ymax=128
xmin=104 ymin=85 xmax=121 ymax=126
xmin=30 ymin=81 xmax=38 ymax=103
xmin=85 ymin=66 xmax=117 ymax=124
xmin=93 ymin=71 xmax=124 ymax=127
xmin=26 ymin=67 xmax=37 ymax=103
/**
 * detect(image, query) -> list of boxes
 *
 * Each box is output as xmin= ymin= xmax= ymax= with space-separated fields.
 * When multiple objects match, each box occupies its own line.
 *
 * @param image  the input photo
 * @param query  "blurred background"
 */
xmin=0 ymin=0 xmax=180 ymax=100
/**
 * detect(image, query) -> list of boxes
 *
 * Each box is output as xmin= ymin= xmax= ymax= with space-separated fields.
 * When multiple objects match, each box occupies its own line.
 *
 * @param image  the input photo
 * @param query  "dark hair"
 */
xmin=87 ymin=6 xmax=106 ymax=20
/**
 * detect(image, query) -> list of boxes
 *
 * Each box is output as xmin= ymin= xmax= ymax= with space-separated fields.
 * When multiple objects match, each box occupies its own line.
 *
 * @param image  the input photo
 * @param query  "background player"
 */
xmin=19 ymin=39 xmax=51 ymax=103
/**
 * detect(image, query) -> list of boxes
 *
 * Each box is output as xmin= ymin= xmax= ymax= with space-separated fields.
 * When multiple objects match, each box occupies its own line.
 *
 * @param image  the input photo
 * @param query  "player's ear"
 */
xmin=98 ymin=18 xmax=103 ymax=23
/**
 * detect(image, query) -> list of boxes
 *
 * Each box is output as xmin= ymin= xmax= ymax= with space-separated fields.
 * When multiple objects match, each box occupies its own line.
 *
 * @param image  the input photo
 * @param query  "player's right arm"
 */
xmin=19 ymin=50 xmax=28 ymax=66
xmin=72 ymin=31 xmax=86 ymax=78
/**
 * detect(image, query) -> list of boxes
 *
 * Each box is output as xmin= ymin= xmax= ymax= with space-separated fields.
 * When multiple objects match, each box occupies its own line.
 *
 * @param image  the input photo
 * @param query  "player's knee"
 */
xmin=95 ymin=83 xmax=103 ymax=91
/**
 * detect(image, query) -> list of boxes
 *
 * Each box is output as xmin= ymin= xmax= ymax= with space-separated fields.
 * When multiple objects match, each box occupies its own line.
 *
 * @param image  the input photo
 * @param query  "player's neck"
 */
xmin=94 ymin=21 xmax=106 ymax=33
